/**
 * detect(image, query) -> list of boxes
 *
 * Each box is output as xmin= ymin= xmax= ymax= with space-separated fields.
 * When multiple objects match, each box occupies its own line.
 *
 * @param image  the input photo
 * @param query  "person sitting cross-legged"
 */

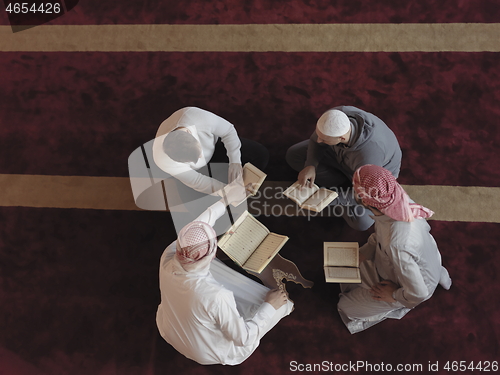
xmin=286 ymin=106 xmax=402 ymax=231
xmin=156 ymin=182 xmax=294 ymax=365
xmin=337 ymin=164 xmax=452 ymax=334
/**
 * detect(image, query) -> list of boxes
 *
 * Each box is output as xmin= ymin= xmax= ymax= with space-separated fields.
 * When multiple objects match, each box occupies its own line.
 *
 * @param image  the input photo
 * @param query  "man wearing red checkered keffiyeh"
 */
xmin=353 ymin=164 xmax=434 ymax=222
xmin=175 ymin=220 xmax=218 ymax=273
xmin=156 ymin=182 xmax=294 ymax=365
xmin=337 ymin=164 xmax=452 ymax=334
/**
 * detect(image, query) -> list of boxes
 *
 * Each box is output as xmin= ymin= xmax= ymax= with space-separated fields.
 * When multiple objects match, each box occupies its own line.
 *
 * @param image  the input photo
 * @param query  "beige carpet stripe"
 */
xmin=0 ymin=174 xmax=499 ymax=223
xmin=0 ymin=24 xmax=499 ymax=52
xmin=402 ymin=185 xmax=499 ymax=223
xmin=0 ymin=174 xmax=141 ymax=211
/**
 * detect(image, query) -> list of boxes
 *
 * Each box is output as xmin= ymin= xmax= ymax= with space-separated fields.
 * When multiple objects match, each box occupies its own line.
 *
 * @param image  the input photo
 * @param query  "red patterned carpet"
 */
xmin=0 ymin=2 xmax=499 ymax=374
xmin=1 ymin=51 xmax=499 ymax=187
xmin=2 ymin=0 xmax=499 ymax=24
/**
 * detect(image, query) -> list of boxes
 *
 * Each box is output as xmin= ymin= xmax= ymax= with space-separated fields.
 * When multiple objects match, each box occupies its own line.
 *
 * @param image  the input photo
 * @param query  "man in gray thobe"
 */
xmin=286 ymin=106 xmax=402 ymax=231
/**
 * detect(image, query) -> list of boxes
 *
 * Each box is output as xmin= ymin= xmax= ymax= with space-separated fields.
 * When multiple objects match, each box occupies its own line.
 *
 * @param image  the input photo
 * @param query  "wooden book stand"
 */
xmin=246 ymin=254 xmax=314 ymax=292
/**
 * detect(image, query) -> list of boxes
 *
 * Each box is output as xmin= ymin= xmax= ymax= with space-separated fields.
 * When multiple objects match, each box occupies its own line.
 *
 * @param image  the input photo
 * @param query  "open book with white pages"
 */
xmin=224 ymin=163 xmax=267 ymax=206
xmin=324 ymin=242 xmax=361 ymax=283
xmin=283 ymin=181 xmax=338 ymax=212
xmin=218 ymin=211 xmax=288 ymax=273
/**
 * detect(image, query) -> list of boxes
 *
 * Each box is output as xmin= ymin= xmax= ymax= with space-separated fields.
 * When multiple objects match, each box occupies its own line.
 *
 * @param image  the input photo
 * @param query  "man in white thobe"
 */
xmin=153 ymin=106 xmax=269 ymax=194
xmin=152 ymin=106 xmax=269 ymax=235
xmin=156 ymin=182 xmax=294 ymax=365
xmin=337 ymin=165 xmax=452 ymax=334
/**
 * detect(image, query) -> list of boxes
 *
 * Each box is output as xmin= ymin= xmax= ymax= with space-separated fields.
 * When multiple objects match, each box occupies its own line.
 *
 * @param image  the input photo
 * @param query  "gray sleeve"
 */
xmin=304 ymin=131 xmax=325 ymax=168
xmin=355 ymin=131 xmax=401 ymax=178
xmin=333 ymin=105 xmax=401 ymax=177
xmin=351 ymin=142 xmax=387 ymax=172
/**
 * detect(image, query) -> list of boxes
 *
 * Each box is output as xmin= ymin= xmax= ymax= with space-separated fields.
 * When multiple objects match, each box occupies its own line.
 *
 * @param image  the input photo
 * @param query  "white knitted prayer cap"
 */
xmin=316 ymin=109 xmax=350 ymax=137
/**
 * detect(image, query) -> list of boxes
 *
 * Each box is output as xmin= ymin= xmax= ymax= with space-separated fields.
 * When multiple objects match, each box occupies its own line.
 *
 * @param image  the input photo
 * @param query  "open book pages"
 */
xmin=241 ymin=233 xmax=288 ymax=273
xmin=228 ymin=163 xmax=267 ymax=207
xmin=324 ymin=266 xmax=361 ymax=284
xmin=283 ymin=181 xmax=319 ymax=205
xmin=283 ymin=181 xmax=338 ymax=212
xmin=324 ymin=242 xmax=361 ymax=283
xmin=324 ymin=242 xmax=359 ymax=268
xmin=218 ymin=211 xmax=269 ymax=265
xmin=242 ymin=162 xmax=267 ymax=195
xmin=218 ymin=211 xmax=288 ymax=273
xmin=301 ymin=188 xmax=338 ymax=212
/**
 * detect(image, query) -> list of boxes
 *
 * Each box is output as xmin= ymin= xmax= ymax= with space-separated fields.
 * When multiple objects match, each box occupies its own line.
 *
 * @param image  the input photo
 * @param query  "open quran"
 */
xmin=324 ymin=242 xmax=361 ymax=283
xmin=218 ymin=211 xmax=288 ymax=273
xmin=283 ymin=181 xmax=338 ymax=212
xmin=242 ymin=162 xmax=266 ymax=195
xmin=229 ymin=163 xmax=267 ymax=206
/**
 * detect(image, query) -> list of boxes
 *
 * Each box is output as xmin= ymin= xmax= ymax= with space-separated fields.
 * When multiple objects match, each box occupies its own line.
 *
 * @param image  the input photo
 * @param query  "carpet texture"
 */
xmin=0 ymin=1 xmax=499 ymax=374
xmin=0 ymin=209 xmax=498 ymax=374
xmin=1 ymin=1 xmax=500 ymax=25
xmin=1 ymin=52 xmax=500 ymax=187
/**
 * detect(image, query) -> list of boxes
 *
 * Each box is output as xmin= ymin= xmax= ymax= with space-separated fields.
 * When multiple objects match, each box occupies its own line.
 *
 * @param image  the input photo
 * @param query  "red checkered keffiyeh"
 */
xmin=175 ymin=221 xmax=217 ymax=272
xmin=353 ymin=165 xmax=434 ymax=222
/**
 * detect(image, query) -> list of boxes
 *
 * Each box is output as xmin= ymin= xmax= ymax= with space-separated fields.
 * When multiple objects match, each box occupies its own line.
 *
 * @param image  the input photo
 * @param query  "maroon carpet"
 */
xmin=1 ymin=52 xmax=500 ymax=187
xmin=0 ymin=209 xmax=498 ymax=374
xmin=1 ymin=2 xmax=499 ymax=374
xmin=1 ymin=0 xmax=500 ymax=24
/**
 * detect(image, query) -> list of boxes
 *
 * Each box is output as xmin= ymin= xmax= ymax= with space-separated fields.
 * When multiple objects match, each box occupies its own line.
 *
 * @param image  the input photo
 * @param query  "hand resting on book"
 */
xmin=298 ymin=165 xmax=316 ymax=188
xmin=223 ymin=181 xmax=258 ymax=205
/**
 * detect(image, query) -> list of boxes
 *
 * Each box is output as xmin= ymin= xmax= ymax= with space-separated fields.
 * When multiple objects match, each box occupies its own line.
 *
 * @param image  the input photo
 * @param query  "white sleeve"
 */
xmin=360 ymin=233 xmax=377 ymax=261
xmin=211 ymin=291 xmax=275 ymax=347
xmin=206 ymin=111 xmax=242 ymax=164
xmin=159 ymin=240 xmax=177 ymax=268
xmin=391 ymin=246 xmax=430 ymax=308
xmin=194 ymin=201 xmax=227 ymax=227
xmin=172 ymin=168 xmax=226 ymax=195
